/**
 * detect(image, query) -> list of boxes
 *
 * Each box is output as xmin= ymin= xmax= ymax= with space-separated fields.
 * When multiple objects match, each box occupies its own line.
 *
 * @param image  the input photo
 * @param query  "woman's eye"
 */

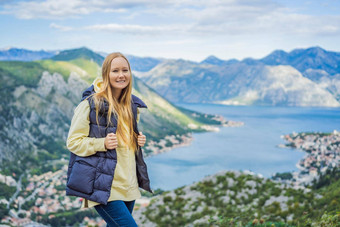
xmin=112 ymin=70 xmax=118 ymax=72
xmin=123 ymin=70 xmax=128 ymax=72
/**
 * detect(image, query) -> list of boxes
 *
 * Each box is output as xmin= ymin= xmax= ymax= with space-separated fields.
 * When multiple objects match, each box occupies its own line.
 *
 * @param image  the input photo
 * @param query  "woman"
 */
xmin=66 ymin=52 xmax=152 ymax=226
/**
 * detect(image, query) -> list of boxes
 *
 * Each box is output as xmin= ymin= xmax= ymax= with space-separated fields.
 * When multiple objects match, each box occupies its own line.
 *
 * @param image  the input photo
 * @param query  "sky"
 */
xmin=1 ymin=0 xmax=340 ymax=62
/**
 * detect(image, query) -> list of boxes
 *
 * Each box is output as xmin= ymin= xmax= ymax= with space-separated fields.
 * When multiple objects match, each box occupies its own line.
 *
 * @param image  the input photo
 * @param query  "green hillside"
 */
xmin=0 ymin=56 xmax=226 ymax=174
xmin=37 ymin=58 xmax=100 ymax=83
xmin=0 ymin=61 xmax=45 ymax=87
xmin=0 ymin=58 xmax=100 ymax=87
xmin=51 ymin=47 xmax=104 ymax=65
xmin=135 ymin=170 xmax=340 ymax=226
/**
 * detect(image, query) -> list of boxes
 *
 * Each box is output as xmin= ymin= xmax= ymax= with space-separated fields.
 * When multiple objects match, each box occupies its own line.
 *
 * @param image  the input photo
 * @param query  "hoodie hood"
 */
xmin=81 ymin=77 xmax=148 ymax=108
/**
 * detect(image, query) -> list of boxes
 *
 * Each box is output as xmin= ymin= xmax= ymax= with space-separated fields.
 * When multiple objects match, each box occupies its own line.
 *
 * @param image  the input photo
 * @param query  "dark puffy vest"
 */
xmin=66 ymin=85 xmax=153 ymax=205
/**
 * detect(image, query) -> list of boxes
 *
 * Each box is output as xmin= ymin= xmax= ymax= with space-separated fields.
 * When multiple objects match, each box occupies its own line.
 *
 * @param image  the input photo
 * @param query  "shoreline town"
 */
xmin=276 ymin=130 xmax=340 ymax=187
xmin=1 ymin=128 xmax=339 ymax=226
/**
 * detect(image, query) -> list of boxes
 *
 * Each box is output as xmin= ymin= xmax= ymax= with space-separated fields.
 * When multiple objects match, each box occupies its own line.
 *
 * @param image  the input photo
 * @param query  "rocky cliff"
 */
xmin=139 ymin=47 xmax=340 ymax=107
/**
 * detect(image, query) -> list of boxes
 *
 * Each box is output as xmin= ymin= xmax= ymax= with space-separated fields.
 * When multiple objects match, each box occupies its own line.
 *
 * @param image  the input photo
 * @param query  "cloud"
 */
xmin=251 ymin=12 xmax=340 ymax=36
xmin=0 ymin=0 xmax=279 ymax=19
xmin=49 ymin=22 xmax=190 ymax=36
xmin=83 ymin=23 xmax=190 ymax=35
xmin=0 ymin=0 xmax=131 ymax=19
xmin=49 ymin=23 xmax=73 ymax=31
xmin=79 ymin=13 xmax=340 ymax=38
xmin=9 ymin=0 xmax=340 ymax=38
xmin=164 ymin=3 xmax=340 ymax=37
xmin=50 ymin=12 xmax=340 ymax=39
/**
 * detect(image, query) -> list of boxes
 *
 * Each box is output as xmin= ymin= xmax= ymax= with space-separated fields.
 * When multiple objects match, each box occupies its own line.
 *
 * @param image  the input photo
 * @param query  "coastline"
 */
xmin=275 ymin=130 xmax=340 ymax=187
xmin=144 ymin=133 xmax=194 ymax=157
xmin=144 ymin=119 xmax=244 ymax=157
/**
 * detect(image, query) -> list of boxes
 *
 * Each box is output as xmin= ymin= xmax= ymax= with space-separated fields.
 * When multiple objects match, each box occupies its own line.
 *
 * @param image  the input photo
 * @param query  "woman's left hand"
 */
xmin=137 ymin=132 xmax=146 ymax=147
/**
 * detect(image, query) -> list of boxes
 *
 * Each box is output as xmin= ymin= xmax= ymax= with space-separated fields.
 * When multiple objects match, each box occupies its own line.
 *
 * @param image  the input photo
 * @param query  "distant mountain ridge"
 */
xmin=2 ymin=46 xmax=340 ymax=107
xmin=0 ymin=47 xmax=164 ymax=72
xmin=2 ymin=46 xmax=339 ymax=75
xmin=51 ymin=47 xmax=105 ymax=65
xmin=140 ymin=46 xmax=340 ymax=107
xmin=0 ymin=48 xmax=56 ymax=61
xmin=200 ymin=46 xmax=340 ymax=76
xmin=260 ymin=46 xmax=340 ymax=75
xmin=126 ymin=55 xmax=164 ymax=72
xmin=200 ymin=55 xmax=238 ymax=66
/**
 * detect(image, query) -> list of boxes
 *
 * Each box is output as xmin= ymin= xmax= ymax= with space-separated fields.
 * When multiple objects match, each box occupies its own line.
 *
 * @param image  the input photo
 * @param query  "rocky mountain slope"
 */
xmin=0 ymin=48 xmax=226 ymax=172
xmin=139 ymin=47 xmax=340 ymax=107
xmin=260 ymin=46 xmax=340 ymax=75
xmin=0 ymin=47 xmax=56 ymax=61
xmin=141 ymin=60 xmax=340 ymax=107
xmin=134 ymin=169 xmax=339 ymax=226
xmin=126 ymin=55 xmax=164 ymax=72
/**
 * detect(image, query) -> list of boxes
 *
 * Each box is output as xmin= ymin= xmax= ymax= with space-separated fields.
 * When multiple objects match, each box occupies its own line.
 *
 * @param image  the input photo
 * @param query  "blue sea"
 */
xmin=145 ymin=103 xmax=340 ymax=191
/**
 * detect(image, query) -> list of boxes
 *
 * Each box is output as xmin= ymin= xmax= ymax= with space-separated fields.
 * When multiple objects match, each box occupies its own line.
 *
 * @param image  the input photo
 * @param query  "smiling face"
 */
xmin=109 ymin=56 xmax=131 ymax=99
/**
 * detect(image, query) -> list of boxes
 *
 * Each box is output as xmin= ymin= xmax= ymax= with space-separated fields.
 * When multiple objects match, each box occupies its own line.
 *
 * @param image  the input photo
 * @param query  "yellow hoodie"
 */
xmin=66 ymin=78 xmax=141 ymax=208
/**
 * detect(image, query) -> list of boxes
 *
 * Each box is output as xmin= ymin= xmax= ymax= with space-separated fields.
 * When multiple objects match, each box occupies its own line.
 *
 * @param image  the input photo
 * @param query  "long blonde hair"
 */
xmin=92 ymin=52 xmax=137 ymax=151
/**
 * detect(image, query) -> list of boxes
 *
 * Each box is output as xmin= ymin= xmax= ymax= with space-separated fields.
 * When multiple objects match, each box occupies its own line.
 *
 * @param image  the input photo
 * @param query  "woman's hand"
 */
xmin=105 ymin=133 xmax=118 ymax=150
xmin=137 ymin=132 xmax=146 ymax=147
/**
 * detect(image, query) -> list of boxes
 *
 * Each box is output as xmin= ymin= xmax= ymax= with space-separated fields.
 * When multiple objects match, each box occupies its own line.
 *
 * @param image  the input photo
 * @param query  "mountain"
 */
xmin=140 ymin=47 xmax=340 ymax=107
xmin=126 ymin=55 xmax=164 ymax=72
xmin=310 ymin=73 xmax=340 ymax=101
xmin=200 ymin=56 xmax=239 ymax=66
xmin=0 ymin=61 xmax=93 ymax=171
xmin=201 ymin=56 xmax=224 ymax=66
xmin=141 ymin=59 xmax=340 ymax=107
xmin=51 ymin=48 xmax=163 ymax=72
xmin=2 ymin=46 xmax=339 ymax=108
xmin=216 ymin=65 xmax=339 ymax=107
xmin=260 ymin=50 xmax=289 ymax=65
xmin=0 ymin=48 xmax=56 ymax=61
xmin=50 ymin=47 xmax=105 ymax=65
xmin=133 ymin=170 xmax=340 ymax=226
xmin=260 ymin=46 xmax=340 ymax=76
xmin=259 ymin=46 xmax=340 ymax=104
xmin=0 ymin=47 xmax=164 ymax=72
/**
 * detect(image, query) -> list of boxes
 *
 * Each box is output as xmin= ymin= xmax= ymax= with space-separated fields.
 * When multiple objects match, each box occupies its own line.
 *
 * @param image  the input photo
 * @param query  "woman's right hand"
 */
xmin=104 ymin=133 xmax=118 ymax=150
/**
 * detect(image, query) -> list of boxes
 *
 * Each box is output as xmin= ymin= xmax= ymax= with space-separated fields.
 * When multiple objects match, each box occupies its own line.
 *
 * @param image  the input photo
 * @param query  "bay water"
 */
xmin=146 ymin=104 xmax=340 ymax=191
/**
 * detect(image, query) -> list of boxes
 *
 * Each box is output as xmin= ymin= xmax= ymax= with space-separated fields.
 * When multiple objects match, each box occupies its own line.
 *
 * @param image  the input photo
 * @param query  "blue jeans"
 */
xmin=94 ymin=200 xmax=138 ymax=227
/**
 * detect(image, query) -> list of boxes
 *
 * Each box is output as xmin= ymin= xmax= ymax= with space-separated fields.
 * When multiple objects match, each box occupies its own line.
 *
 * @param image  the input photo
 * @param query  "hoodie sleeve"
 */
xmin=66 ymin=100 xmax=107 ymax=157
